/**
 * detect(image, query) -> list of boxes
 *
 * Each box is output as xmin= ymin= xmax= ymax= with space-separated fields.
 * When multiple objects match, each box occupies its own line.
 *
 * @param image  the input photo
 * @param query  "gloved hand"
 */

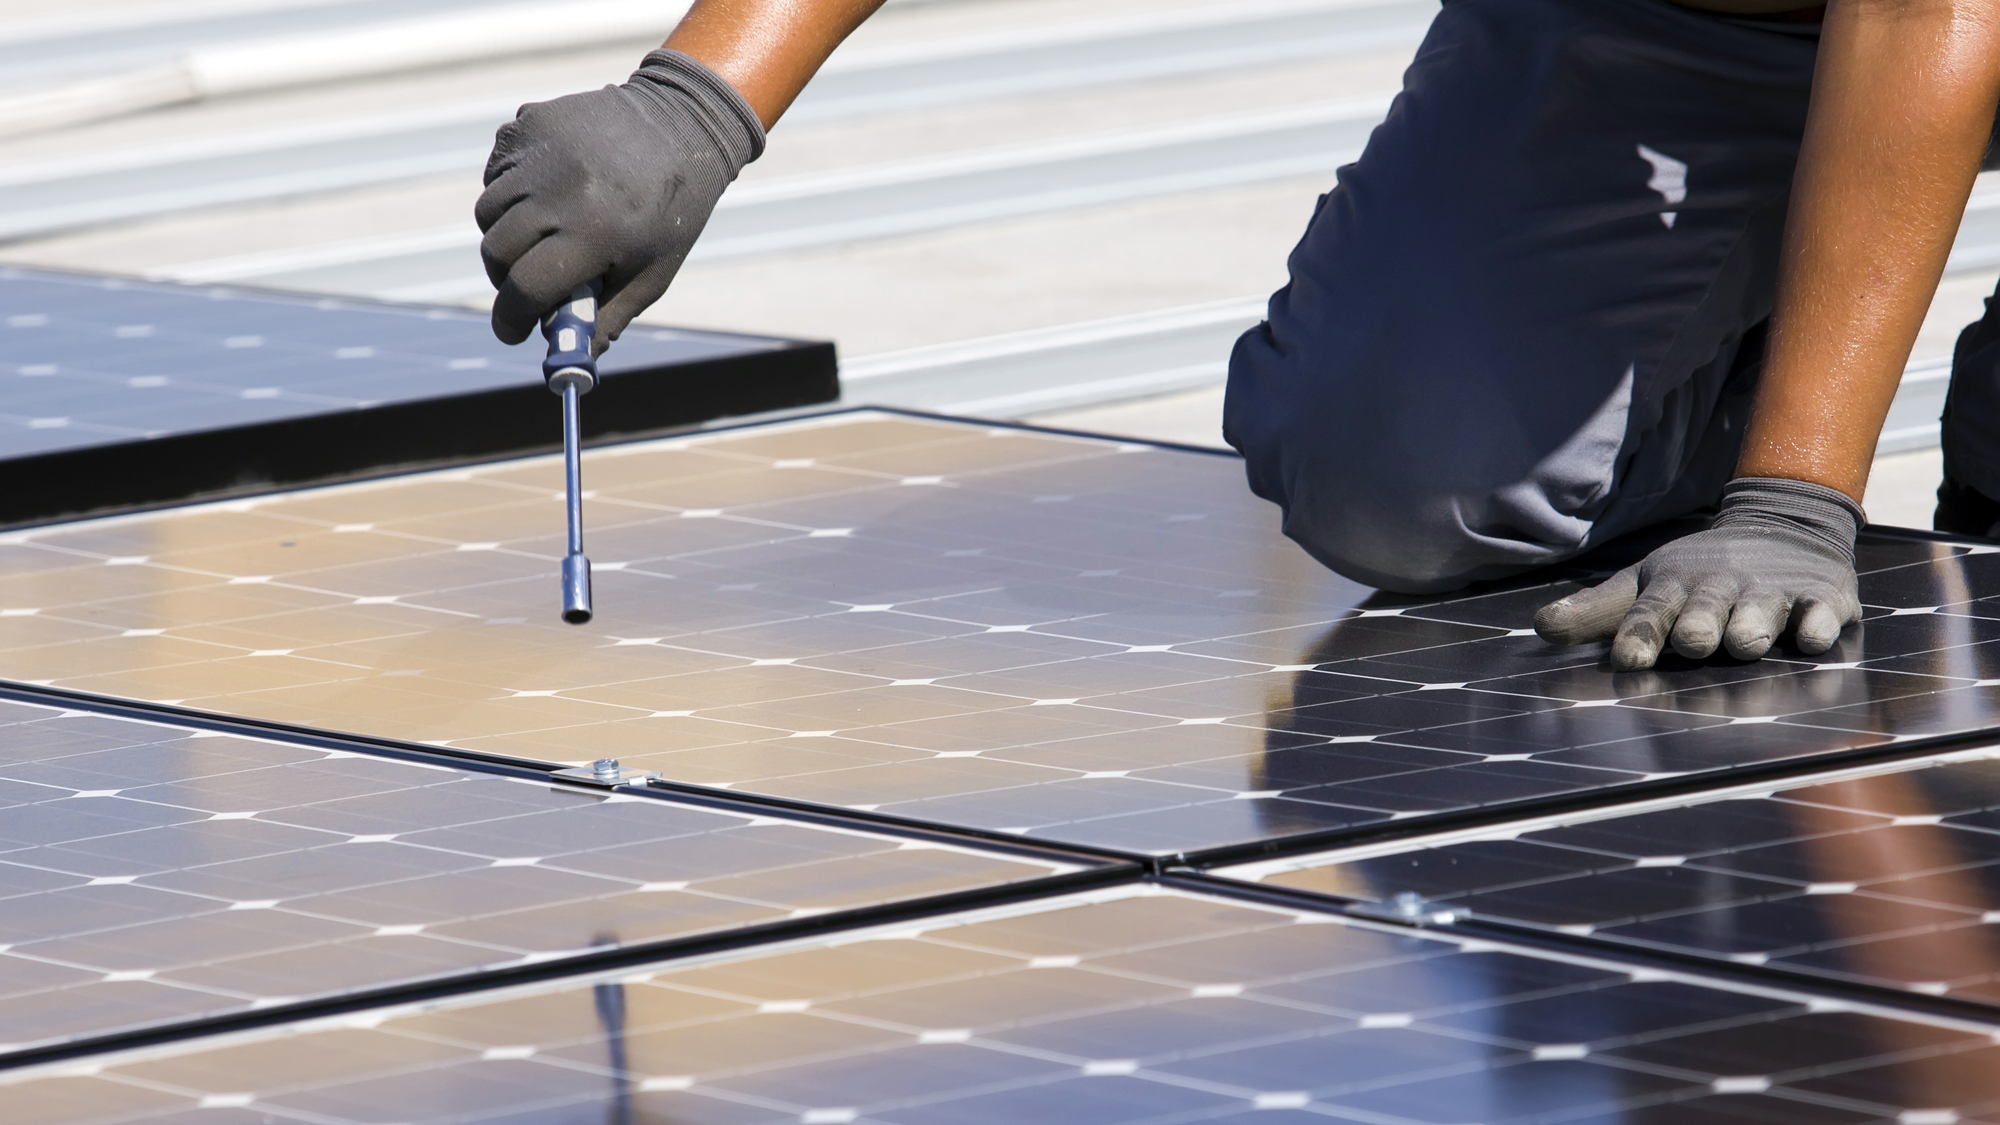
xmin=476 ymin=49 xmax=764 ymax=353
xmin=1534 ymin=477 xmax=1865 ymax=670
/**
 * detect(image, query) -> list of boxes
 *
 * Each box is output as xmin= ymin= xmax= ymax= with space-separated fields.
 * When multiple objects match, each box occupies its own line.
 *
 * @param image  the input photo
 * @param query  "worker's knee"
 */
xmin=1223 ymin=330 xmax=1585 ymax=594
xmin=1248 ymin=461 xmax=1509 ymax=596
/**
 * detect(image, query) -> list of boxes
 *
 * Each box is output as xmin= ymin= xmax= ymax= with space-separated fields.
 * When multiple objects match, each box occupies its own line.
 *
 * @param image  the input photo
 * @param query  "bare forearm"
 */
xmin=1736 ymin=0 xmax=2000 ymax=500
xmin=665 ymin=0 xmax=888 ymax=128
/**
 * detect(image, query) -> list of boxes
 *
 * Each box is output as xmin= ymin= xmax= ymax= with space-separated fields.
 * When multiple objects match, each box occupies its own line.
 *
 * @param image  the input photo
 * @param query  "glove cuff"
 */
xmin=1713 ymin=476 xmax=1866 ymax=564
xmin=627 ymin=49 xmax=767 ymax=173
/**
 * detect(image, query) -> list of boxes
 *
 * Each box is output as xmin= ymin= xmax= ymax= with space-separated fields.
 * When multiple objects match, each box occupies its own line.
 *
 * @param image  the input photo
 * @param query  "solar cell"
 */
xmin=0 ymin=267 xmax=836 ymax=525
xmin=0 ymin=698 xmax=1074 ymax=1054
xmin=1222 ymin=747 xmax=2000 ymax=1006
xmin=2 ymin=410 xmax=1997 ymax=858
xmin=10 ymin=887 xmax=1991 ymax=1125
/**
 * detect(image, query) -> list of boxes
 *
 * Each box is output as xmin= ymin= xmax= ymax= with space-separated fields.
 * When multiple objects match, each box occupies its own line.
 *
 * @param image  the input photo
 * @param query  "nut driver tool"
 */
xmin=542 ymin=281 xmax=600 ymax=624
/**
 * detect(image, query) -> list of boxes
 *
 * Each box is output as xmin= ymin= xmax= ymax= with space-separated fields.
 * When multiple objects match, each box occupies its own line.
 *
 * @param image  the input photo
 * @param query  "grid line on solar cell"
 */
xmin=1223 ymin=744 xmax=2000 ymax=1010
xmin=0 ymin=698 xmax=1073 ymax=1054
xmin=7 ymin=886 xmax=1993 ymax=1125
xmin=5 ymin=411 xmax=2000 ymax=857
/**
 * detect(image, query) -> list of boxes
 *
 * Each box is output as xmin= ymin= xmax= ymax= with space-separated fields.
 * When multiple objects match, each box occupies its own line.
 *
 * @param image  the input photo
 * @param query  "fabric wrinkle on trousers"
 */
xmin=1223 ymin=0 xmax=1820 ymax=593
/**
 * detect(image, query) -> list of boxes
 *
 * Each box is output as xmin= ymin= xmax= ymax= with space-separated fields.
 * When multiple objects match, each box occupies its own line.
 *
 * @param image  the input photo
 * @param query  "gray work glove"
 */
xmin=476 ymin=49 xmax=764 ymax=353
xmin=1535 ymin=477 xmax=1865 ymax=670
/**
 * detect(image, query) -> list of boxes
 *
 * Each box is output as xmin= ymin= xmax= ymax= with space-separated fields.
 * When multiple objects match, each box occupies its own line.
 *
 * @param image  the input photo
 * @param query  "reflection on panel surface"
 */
xmin=13 ymin=888 xmax=1994 ymax=1125
xmin=1228 ymin=748 xmax=2000 ymax=1005
xmin=5 ymin=411 xmax=2000 ymax=855
xmin=0 ymin=266 xmax=786 ymax=460
xmin=0 ymin=699 xmax=1064 ymax=1052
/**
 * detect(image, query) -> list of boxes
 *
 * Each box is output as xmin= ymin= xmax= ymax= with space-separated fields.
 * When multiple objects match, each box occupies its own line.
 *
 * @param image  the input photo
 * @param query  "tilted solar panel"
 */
xmin=0 ymin=267 xmax=837 ymax=526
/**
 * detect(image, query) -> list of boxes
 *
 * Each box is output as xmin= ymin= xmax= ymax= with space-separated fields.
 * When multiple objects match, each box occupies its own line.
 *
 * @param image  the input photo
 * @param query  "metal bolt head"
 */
xmin=590 ymin=758 xmax=620 ymax=782
xmin=1390 ymin=891 xmax=1426 ymax=920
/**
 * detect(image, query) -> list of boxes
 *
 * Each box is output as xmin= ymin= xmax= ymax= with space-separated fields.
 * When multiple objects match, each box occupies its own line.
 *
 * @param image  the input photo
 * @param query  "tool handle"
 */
xmin=541 ymin=280 xmax=602 ymax=392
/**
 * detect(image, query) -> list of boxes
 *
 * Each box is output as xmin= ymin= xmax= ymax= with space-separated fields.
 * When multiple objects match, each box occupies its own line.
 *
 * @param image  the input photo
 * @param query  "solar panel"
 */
xmin=11 ymin=402 xmax=2000 ymax=1120
xmin=2 ymin=410 xmax=1997 ymax=859
xmin=1222 ymin=744 xmax=2000 ymax=1007
xmin=0 ymin=267 xmax=837 ymax=526
xmin=11 ymin=886 xmax=1989 ymax=1125
xmin=0 ymin=698 xmax=1075 ymax=1053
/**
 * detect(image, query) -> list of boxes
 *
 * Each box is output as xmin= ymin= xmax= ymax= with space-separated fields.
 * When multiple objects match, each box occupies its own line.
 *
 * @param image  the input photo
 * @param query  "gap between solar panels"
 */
xmin=15 ymin=868 xmax=2000 ymax=1096
xmin=1165 ymin=680 xmax=2000 ymax=872
xmin=1159 ymin=872 xmax=2000 ymax=1033
xmin=0 ymin=855 xmax=1138 ymax=1074
xmin=1207 ymin=735 xmax=2000 ymax=1018
xmin=10 ymin=640 xmax=2000 ymax=891
xmin=1213 ymin=723 xmax=2000 ymax=873
xmin=0 ymin=679 xmax=1138 ymax=873
xmin=19 ymin=887 xmax=1998 ymax=1123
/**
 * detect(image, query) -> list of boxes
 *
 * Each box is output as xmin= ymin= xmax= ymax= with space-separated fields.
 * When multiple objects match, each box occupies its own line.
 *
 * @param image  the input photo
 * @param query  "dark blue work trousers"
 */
xmin=1225 ymin=0 xmax=1996 ymax=592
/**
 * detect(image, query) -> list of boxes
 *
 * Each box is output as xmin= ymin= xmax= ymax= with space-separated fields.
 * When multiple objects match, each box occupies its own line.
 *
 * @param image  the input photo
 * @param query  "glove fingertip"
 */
xmin=1531 ymin=600 xmax=1580 ymax=644
xmin=1669 ymin=630 xmax=1719 ymax=661
xmin=1533 ymin=604 xmax=1608 ymax=646
xmin=479 ymin=243 xmax=513 ymax=291
xmin=1611 ymin=630 xmax=1662 ymax=671
xmin=1793 ymin=600 xmax=1848 ymax=654
xmin=591 ymin=275 xmax=675 ymax=358
xmin=588 ymin=315 xmax=627 ymax=358
xmin=1723 ymin=597 xmax=1788 ymax=661
xmin=1606 ymin=564 xmax=1699 ymax=670
xmin=1532 ymin=570 xmax=1640 ymax=646
xmin=1726 ymin=635 xmax=1775 ymax=661
xmin=473 ymin=194 xmax=506 ymax=235
xmin=593 ymin=296 xmax=636 ymax=347
xmin=490 ymin=308 xmax=532 ymax=346
xmin=1723 ymin=624 xmax=1777 ymax=661
xmin=1724 ymin=620 xmax=1778 ymax=661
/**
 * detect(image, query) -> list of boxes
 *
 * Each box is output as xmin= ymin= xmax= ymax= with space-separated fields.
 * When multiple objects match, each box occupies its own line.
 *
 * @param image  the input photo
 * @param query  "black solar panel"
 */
xmin=0 ymin=267 xmax=837 ymax=526
xmin=12 ymin=889 xmax=1992 ymax=1124
xmin=0 ymin=698 xmax=1074 ymax=1053
xmin=1226 ymin=746 xmax=2000 ymax=1007
xmin=2 ymin=411 xmax=1996 ymax=860
xmin=10 ymin=404 xmax=2000 ymax=1120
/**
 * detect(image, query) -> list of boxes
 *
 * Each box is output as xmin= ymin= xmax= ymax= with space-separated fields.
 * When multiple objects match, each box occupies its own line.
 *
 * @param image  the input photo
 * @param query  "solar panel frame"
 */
xmin=0 ymin=266 xmax=838 ymax=528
